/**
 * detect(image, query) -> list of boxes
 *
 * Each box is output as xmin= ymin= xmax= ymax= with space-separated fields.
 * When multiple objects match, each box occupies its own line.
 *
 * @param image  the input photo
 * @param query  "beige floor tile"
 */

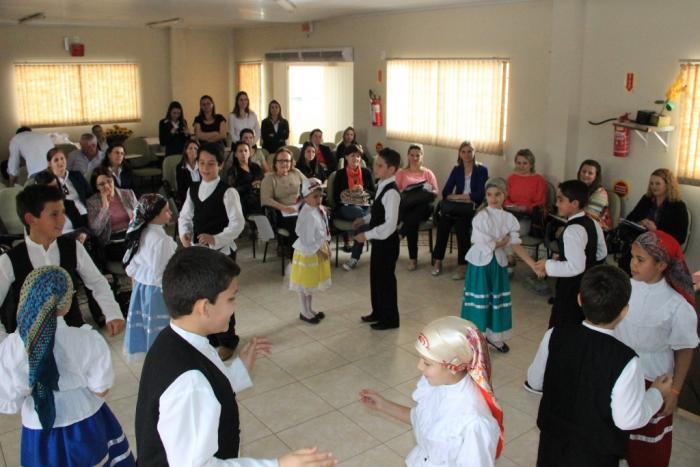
xmin=252 ymin=322 xmax=316 ymax=353
xmin=237 ymin=358 xmax=296 ymax=400
xmin=301 ymin=363 xmax=388 ymax=408
xmin=338 ymin=444 xmax=405 ymax=467
xmin=392 ymin=377 xmax=421 ymax=398
xmin=108 ymin=395 xmax=138 ymax=439
xmin=240 ymin=434 xmax=292 ymax=460
xmin=318 ymin=328 xmax=396 ymax=362
xmin=105 ymin=368 xmax=140 ymax=402
xmin=277 ymin=411 xmax=379 ymax=462
xmin=339 ymin=388 xmax=413 ymax=442
xmin=270 ymin=341 xmax=349 ymax=379
xmin=0 ymin=430 xmax=19 ymax=467
xmin=673 ymin=411 xmax=700 ymax=447
xmin=670 ymin=438 xmax=700 ymax=466
xmin=239 ymin=405 xmax=273 ymax=446
xmin=495 ymin=380 xmax=541 ymax=418
xmin=0 ymin=412 xmax=20 ymax=436
xmin=384 ymin=430 xmax=416 ymax=458
xmin=0 ymin=444 xmax=6 ymax=467
xmin=496 ymin=455 xmax=521 ymax=466
xmin=240 ymin=382 xmax=334 ymax=432
xmin=293 ymin=313 xmax=365 ymax=340
xmin=501 ymin=402 xmax=537 ymax=443
xmin=501 ymin=428 xmax=540 ymax=466
xmin=352 ymin=347 xmax=422 ymax=386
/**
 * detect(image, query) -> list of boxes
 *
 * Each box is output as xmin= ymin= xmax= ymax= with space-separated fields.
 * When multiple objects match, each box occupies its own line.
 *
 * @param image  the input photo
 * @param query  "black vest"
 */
xmin=191 ymin=180 xmax=229 ymax=241
xmin=558 ymin=215 xmax=598 ymax=269
xmin=537 ymin=324 xmax=636 ymax=459
xmin=1 ymin=238 xmax=83 ymax=333
xmin=368 ymin=181 xmax=399 ymax=241
xmin=135 ymin=326 xmax=240 ymax=466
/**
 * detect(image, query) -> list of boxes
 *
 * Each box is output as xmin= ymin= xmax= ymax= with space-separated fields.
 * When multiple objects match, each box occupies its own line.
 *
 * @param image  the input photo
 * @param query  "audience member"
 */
xmin=578 ymin=159 xmax=612 ymax=230
xmin=46 ymin=147 xmax=91 ymax=218
xmin=504 ymin=149 xmax=547 ymax=237
xmin=239 ymin=128 xmax=270 ymax=172
xmin=226 ymin=141 xmax=264 ymax=217
xmin=228 ymin=91 xmax=260 ymax=144
xmin=158 ymin=101 xmax=190 ymax=156
xmin=260 ymin=99 xmax=289 ymax=154
xmin=7 ymin=127 xmax=52 ymax=185
xmin=101 ymin=144 xmax=134 ymax=190
xmin=92 ymin=124 xmax=109 ymax=152
xmin=193 ymin=95 xmax=227 ymax=148
xmin=175 ymin=140 xmax=200 ymax=208
xmin=67 ymin=133 xmax=104 ymax=177
xmin=309 ymin=129 xmax=337 ymax=174
xmin=297 ymin=141 xmax=327 ymax=182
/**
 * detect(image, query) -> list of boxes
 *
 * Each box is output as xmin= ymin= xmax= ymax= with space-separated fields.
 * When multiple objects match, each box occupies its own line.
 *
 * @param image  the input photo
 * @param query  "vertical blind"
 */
xmin=386 ymin=59 xmax=510 ymax=155
xmin=677 ymin=63 xmax=700 ymax=185
xmin=237 ymin=63 xmax=262 ymax=119
xmin=14 ymin=63 xmax=141 ymax=126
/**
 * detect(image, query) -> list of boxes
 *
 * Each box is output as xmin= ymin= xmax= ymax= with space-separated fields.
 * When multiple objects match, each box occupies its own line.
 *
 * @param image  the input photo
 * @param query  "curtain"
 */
xmin=677 ymin=63 xmax=700 ymax=185
xmin=237 ymin=63 xmax=262 ymax=118
xmin=386 ymin=59 xmax=509 ymax=155
xmin=14 ymin=63 xmax=141 ymax=127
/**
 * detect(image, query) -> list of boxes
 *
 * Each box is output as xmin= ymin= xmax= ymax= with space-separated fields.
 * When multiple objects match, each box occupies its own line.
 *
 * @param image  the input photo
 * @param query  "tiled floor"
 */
xmin=2 ymin=237 xmax=700 ymax=466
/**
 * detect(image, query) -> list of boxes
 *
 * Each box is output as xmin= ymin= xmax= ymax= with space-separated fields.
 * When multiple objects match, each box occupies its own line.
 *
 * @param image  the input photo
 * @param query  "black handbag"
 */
xmin=440 ymin=199 xmax=474 ymax=218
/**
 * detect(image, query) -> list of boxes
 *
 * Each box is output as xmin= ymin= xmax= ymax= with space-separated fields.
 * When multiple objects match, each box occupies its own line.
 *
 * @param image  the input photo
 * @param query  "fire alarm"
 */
xmin=301 ymin=22 xmax=313 ymax=34
xmin=70 ymin=43 xmax=85 ymax=57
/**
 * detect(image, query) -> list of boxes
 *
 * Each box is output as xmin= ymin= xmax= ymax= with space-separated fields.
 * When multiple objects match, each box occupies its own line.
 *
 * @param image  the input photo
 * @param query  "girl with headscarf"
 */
xmin=123 ymin=193 xmax=177 ymax=358
xmin=0 ymin=266 xmax=135 ymax=466
xmin=359 ymin=316 xmax=503 ymax=466
xmin=614 ymin=230 xmax=698 ymax=467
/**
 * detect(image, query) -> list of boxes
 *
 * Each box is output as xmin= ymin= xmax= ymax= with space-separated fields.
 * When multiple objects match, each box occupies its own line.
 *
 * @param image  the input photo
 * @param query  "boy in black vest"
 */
xmin=534 ymin=180 xmax=606 ymax=328
xmin=526 ymin=265 xmax=672 ymax=467
xmin=353 ymin=148 xmax=402 ymax=330
xmin=178 ymin=142 xmax=245 ymax=360
xmin=0 ymin=184 xmax=125 ymax=340
xmin=135 ymin=247 xmax=336 ymax=467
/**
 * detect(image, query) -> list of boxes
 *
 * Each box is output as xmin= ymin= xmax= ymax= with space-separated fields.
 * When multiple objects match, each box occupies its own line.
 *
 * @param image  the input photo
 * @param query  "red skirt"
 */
xmin=625 ymin=380 xmax=673 ymax=467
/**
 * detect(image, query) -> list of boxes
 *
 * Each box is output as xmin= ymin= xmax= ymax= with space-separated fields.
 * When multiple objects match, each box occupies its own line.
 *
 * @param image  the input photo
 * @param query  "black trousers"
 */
xmin=208 ymin=250 xmax=239 ymax=349
xmin=432 ymin=214 xmax=472 ymax=265
xmin=548 ymin=276 xmax=584 ymax=328
xmin=369 ymin=233 xmax=400 ymax=327
xmin=400 ymin=203 xmax=432 ymax=260
xmin=537 ymin=430 xmax=619 ymax=467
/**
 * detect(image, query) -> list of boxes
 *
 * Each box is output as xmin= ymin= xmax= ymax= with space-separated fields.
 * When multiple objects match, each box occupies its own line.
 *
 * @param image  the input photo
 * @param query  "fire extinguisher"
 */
xmin=613 ymin=124 xmax=630 ymax=157
xmin=370 ymin=90 xmax=382 ymax=127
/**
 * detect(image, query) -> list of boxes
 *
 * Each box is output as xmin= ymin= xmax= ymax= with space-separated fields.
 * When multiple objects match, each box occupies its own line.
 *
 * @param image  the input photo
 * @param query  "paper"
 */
xmin=620 ymin=218 xmax=647 ymax=231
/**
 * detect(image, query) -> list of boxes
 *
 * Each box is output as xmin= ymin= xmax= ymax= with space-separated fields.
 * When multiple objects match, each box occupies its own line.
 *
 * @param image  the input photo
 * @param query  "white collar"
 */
xmin=24 ymin=234 xmax=57 ymax=253
xmin=376 ymin=175 xmax=397 ymax=191
xmin=582 ymin=320 xmax=615 ymax=336
xmin=568 ymin=211 xmax=586 ymax=221
xmin=170 ymin=322 xmax=212 ymax=352
xmin=201 ymin=176 xmax=221 ymax=186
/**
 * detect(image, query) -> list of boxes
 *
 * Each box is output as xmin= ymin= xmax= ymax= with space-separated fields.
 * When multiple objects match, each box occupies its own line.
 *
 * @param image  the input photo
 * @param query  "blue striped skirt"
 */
xmin=21 ymin=403 xmax=135 ymax=467
xmin=124 ymin=281 xmax=170 ymax=357
xmin=461 ymin=257 xmax=512 ymax=336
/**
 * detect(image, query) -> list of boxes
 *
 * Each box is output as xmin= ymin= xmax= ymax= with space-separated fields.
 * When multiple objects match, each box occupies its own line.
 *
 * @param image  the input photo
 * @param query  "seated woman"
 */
xmin=260 ymin=99 xmax=289 ymax=154
xmin=260 ymin=148 xmax=306 ymax=248
xmin=578 ymin=159 xmax=612 ymax=231
xmin=333 ymin=144 xmax=376 ymax=271
xmin=617 ymin=168 xmax=688 ymax=274
xmin=87 ymin=166 xmax=138 ymax=262
xmin=335 ymin=127 xmax=369 ymax=165
xmin=100 ymin=144 xmax=134 ymax=191
xmin=395 ymin=144 xmax=439 ymax=271
xmin=504 ymin=149 xmax=546 ymax=236
xmin=309 ymin=128 xmax=338 ymax=176
xmin=297 ymin=142 xmax=327 ymax=182
xmin=432 ymin=141 xmax=488 ymax=279
xmin=46 ymin=147 xmax=91 ymax=220
xmin=226 ymin=141 xmax=264 ymax=217
xmin=175 ymin=140 xmax=200 ymax=208
xmin=159 ymin=101 xmax=190 ymax=156
xmin=33 ymin=170 xmax=89 ymax=242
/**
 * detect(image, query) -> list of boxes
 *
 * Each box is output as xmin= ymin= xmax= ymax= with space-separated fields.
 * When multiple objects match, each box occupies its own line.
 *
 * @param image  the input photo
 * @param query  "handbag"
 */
xmin=440 ymin=199 xmax=474 ymax=218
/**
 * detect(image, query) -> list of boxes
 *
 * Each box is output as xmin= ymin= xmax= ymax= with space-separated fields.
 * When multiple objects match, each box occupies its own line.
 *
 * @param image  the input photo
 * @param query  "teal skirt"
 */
xmin=461 ymin=257 xmax=512 ymax=336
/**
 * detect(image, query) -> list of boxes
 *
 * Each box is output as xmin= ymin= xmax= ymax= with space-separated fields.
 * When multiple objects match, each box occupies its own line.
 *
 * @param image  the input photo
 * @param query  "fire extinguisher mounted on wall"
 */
xmin=588 ymin=113 xmax=631 ymax=158
xmin=370 ymin=90 xmax=382 ymax=127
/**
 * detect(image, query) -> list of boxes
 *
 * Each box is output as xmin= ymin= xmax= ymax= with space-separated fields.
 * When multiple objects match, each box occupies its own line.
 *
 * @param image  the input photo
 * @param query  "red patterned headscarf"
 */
xmin=415 ymin=316 xmax=504 ymax=458
xmin=634 ymin=230 xmax=695 ymax=306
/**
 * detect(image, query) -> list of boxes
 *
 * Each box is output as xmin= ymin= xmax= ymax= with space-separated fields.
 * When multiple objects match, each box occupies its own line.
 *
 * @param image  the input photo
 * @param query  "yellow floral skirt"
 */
xmin=289 ymin=250 xmax=332 ymax=294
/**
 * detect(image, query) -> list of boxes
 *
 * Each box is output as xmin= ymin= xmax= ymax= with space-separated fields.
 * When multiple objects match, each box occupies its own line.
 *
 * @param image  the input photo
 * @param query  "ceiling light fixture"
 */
xmin=146 ymin=17 xmax=183 ymax=28
xmin=18 ymin=12 xmax=46 ymax=24
xmin=276 ymin=0 xmax=297 ymax=12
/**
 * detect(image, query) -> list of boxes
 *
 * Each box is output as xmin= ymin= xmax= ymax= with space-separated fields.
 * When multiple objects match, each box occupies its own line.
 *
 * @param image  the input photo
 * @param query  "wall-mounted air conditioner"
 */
xmin=264 ymin=47 xmax=353 ymax=62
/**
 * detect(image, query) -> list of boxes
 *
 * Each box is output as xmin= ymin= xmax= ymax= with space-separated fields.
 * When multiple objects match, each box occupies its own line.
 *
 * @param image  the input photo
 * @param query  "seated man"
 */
xmin=68 ymin=133 xmax=104 ymax=177
xmin=7 ymin=127 xmax=53 ymax=186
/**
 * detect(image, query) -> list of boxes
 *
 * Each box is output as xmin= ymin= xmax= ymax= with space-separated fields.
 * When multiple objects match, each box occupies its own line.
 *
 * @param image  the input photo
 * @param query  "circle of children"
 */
xmin=0 ymin=94 xmax=697 ymax=467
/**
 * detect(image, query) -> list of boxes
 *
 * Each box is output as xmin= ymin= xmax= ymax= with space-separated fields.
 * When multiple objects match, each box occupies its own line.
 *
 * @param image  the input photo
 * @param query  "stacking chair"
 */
xmin=326 ymin=172 xmax=357 ymax=267
xmin=125 ymin=137 xmax=162 ymax=191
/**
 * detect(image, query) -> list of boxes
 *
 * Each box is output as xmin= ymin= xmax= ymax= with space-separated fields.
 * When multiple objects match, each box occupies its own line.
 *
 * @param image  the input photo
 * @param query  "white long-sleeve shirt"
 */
xmin=0 ymin=318 xmax=113 ymax=429
xmin=466 ymin=207 xmax=521 ymax=267
xmin=7 ymin=131 xmax=53 ymax=177
xmin=407 ymin=375 xmax=500 ymax=467
xmin=0 ymin=236 xmax=123 ymax=341
xmin=527 ymin=321 xmax=663 ymax=431
xmin=125 ymin=224 xmax=177 ymax=286
xmin=362 ymin=176 xmax=400 ymax=241
xmin=157 ymin=323 xmax=278 ymax=467
xmin=228 ymin=111 xmax=260 ymax=143
xmin=178 ymin=177 xmax=245 ymax=256
xmin=614 ymin=279 xmax=699 ymax=379
xmin=544 ymin=211 xmax=607 ymax=278
xmin=293 ymin=203 xmax=330 ymax=256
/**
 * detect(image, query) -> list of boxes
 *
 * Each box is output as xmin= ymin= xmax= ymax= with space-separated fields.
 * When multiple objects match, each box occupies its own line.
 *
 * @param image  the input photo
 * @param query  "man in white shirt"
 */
xmin=135 ymin=247 xmax=336 ymax=467
xmin=67 ymin=133 xmax=104 ymax=176
xmin=7 ymin=127 xmax=53 ymax=186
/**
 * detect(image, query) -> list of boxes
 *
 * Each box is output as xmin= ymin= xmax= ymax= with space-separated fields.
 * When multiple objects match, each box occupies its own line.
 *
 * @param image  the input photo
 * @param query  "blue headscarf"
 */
xmin=17 ymin=266 xmax=74 ymax=429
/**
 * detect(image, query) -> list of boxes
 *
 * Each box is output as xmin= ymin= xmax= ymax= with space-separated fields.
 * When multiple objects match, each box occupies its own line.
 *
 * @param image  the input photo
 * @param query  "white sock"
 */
xmin=305 ymin=294 xmax=316 ymax=315
xmin=299 ymin=293 xmax=315 ymax=319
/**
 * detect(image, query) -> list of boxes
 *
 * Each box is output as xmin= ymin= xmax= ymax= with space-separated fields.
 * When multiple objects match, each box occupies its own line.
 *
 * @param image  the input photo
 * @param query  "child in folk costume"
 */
xmin=123 ymin=193 xmax=177 ymax=358
xmin=461 ymin=177 xmax=538 ymax=353
xmin=360 ymin=316 xmax=504 ymax=466
xmin=614 ymin=231 xmax=698 ymax=467
xmin=0 ymin=266 xmax=135 ymax=466
xmin=289 ymin=178 xmax=331 ymax=324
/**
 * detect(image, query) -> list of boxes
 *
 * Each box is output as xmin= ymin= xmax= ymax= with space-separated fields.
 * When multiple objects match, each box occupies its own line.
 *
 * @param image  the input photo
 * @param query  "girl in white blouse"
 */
xmin=0 ymin=266 xmax=134 ymax=466
xmin=614 ymin=230 xmax=698 ymax=467
xmin=289 ymin=178 xmax=331 ymax=324
xmin=360 ymin=316 xmax=504 ymax=466
xmin=123 ymin=194 xmax=177 ymax=358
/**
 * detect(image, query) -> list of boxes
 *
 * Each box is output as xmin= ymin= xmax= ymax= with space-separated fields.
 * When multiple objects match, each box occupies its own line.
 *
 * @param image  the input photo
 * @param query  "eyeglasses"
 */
xmin=277 ymin=159 xmax=292 ymax=164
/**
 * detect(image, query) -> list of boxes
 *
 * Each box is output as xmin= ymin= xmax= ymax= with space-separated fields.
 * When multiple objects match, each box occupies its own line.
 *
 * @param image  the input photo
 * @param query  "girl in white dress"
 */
xmin=360 ymin=316 xmax=504 ymax=466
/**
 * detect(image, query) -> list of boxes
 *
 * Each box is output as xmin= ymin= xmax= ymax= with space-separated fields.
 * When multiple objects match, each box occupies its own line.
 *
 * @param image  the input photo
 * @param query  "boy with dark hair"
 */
xmin=0 ymin=185 xmax=125 ymax=341
xmin=353 ymin=147 xmax=402 ymax=330
xmin=178 ymin=142 xmax=245 ymax=360
xmin=135 ymin=247 xmax=336 ymax=467
xmin=534 ymin=179 xmax=607 ymax=327
xmin=526 ymin=265 xmax=672 ymax=467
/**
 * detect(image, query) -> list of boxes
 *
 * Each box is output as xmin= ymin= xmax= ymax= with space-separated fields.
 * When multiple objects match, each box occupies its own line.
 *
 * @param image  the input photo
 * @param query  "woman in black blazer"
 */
xmin=159 ymin=101 xmax=190 ymax=156
xmin=175 ymin=140 xmax=200 ymax=208
xmin=260 ymin=100 xmax=290 ymax=154
xmin=46 ymin=147 xmax=92 ymax=209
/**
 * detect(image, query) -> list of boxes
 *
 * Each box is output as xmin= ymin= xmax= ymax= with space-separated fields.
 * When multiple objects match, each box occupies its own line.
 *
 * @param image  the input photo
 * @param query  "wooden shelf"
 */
xmin=614 ymin=121 xmax=674 ymax=150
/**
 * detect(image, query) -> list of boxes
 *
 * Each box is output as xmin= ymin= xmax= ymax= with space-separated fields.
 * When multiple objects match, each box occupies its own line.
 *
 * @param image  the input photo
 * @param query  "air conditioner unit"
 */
xmin=264 ymin=47 xmax=353 ymax=62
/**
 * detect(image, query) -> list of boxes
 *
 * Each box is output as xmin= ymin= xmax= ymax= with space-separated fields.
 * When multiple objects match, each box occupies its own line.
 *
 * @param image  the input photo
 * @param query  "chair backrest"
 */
xmin=324 ymin=142 xmax=337 ymax=151
xmin=0 ymin=186 xmax=25 ymax=235
xmin=124 ymin=137 xmax=154 ymax=168
xmin=284 ymin=145 xmax=301 ymax=163
xmin=605 ymin=188 xmax=621 ymax=229
xmin=248 ymin=214 xmax=276 ymax=241
xmin=161 ymin=155 xmax=181 ymax=192
xmin=545 ymin=181 xmax=557 ymax=212
xmin=682 ymin=205 xmax=692 ymax=253
xmin=55 ymin=143 xmax=78 ymax=156
xmin=326 ymin=171 xmax=337 ymax=210
xmin=334 ymin=130 xmax=343 ymax=144
xmin=298 ymin=131 xmax=311 ymax=145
